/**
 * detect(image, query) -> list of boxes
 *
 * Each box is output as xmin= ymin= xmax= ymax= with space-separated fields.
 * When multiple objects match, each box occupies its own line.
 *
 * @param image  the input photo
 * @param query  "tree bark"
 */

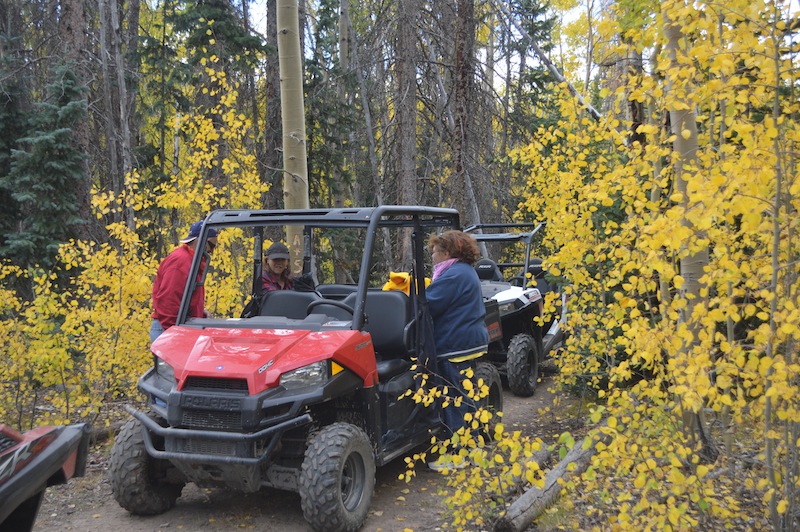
xmin=663 ymin=1 xmax=716 ymax=462
xmin=495 ymin=433 xmax=611 ymax=532
xmin=58 ymin=0 xmax=93 ymax=239
xmin=264 ymin=0 xmax=282 ymax=210
xmin=108 ymin=0 xmax=135 ymax=229
xmin=332 ymin=0 xmax=350 ymax=209
xmin=98 ymin=0 xmax=121 ymax=209
xmin=395 ymin=0 xmax=418 ymax=207
xmin=452 ymin=0 xmax=482 ymax=228
xmin=277 ymin=0 xmax=310 ymax=273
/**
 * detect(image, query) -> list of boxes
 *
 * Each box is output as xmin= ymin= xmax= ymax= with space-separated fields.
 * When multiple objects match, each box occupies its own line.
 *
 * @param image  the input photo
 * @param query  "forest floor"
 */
xmin=33 ymin=365 xmax=589 ymax=532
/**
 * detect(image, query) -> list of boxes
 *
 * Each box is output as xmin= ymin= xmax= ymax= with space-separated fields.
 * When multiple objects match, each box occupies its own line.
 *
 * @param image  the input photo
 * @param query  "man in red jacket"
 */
xmin=149 ymin=220 xmax=218 ymax=343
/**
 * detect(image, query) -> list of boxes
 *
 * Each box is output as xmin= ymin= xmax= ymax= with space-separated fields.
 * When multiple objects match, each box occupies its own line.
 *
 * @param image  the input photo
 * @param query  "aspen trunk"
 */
xmin=277 ymin=0 xmax=310 ymax=273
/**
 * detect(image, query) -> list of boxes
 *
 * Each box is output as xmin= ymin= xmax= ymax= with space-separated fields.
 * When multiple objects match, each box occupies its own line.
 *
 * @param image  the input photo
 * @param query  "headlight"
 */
xmin=499 ymin=303 xmax=516 ymax=314
xmin=280 ymin=361 xmax=328 ymax=390
xmin=155 ymin=357 xmax=176 ymax=384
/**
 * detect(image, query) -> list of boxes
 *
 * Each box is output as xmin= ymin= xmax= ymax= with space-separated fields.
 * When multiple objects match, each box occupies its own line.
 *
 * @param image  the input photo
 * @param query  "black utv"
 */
xmin=466 ymin=223 xmax=566 ymax=396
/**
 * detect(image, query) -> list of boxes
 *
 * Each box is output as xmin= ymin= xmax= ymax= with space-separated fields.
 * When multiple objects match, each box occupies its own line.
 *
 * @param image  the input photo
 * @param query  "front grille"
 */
xmin=183 ymin=376 xmax=249 ymax=393
xmin=175 ymin=438 xmax=238 ymax=455
xmin=182 ymin=409 xmax=243 ymax=431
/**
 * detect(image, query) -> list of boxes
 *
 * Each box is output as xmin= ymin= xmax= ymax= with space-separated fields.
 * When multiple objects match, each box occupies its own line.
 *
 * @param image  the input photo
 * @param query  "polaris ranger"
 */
xmin=110 ymin=207 xmax=502 ymax=532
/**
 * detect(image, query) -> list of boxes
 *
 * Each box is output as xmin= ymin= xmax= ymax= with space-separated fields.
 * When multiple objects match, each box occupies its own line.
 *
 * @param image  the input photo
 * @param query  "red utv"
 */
xmin=110 ymin=206 xmax=503 ymax=532
xmin=0 ymin=422 xmax=90 ymax=531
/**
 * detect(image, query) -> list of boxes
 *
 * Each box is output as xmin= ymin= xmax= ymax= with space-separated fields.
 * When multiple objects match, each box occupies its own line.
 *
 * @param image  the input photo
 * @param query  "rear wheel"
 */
xmin=507 ymin=333 xmax=539 ymax=397
xmin=299 ymin=423 xmax=376 ymax=532
xmin=110 ymin=416 xmax=184 ymax=515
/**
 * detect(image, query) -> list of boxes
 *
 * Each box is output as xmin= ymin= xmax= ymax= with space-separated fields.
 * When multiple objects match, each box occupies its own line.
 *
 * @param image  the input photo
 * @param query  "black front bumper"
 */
xmin=126 ymin=405 xmax=312 ymax=466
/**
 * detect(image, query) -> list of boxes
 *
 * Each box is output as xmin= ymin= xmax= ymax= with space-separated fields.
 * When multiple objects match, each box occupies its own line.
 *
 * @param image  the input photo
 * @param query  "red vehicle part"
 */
xmin=0 ymin=422 xmax=91 ymax=531
xmin=153 ymin=326 xmax=379 ymax=393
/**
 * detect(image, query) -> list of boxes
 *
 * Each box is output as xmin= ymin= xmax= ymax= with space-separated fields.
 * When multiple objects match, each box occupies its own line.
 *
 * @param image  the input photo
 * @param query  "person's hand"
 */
xmin=203 ymin=308 xmax=212 ymax=318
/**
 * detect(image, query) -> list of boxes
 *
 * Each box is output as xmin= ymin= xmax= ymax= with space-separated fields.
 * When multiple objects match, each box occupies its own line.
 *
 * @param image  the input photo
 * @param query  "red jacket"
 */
xmin=151 ymin=244 xmax=206 ymax=329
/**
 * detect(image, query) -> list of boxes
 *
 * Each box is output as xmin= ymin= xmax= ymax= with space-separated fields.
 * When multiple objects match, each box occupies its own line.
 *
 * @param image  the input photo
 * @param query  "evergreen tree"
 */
xmin=0 ymin=36 xmax=25 ymax=247
xmin=505 ymin=0 xmax=559 ymax=137
xmin=305 ymin=0 xmax=357 ymax=206
xmin=171 ymin=0 xmax=265 ymax=81
xmin=0 ymin=64 xmax=87 ymax=268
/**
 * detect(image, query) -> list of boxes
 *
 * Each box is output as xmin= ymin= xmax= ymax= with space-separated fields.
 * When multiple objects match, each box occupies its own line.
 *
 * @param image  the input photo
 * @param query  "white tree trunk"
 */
xmin=277 ymin=0 xmax=310 ymax=272
xmin=663 ymin=1 xmax=715 ymax=458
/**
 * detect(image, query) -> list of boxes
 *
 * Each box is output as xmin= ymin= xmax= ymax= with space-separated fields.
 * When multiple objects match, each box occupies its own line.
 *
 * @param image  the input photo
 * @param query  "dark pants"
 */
xmin=435 ymin=358 xmax=477 ymax=438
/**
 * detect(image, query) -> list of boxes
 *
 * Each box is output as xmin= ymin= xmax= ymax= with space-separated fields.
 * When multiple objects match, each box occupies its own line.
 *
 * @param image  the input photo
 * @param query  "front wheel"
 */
xmin=110 ymin=416 xmax=184 ymax=515
xmin=299 ymin=423 xmax=376 ymax=532
xmin=507 ymin=333 xmax=539 ymax=397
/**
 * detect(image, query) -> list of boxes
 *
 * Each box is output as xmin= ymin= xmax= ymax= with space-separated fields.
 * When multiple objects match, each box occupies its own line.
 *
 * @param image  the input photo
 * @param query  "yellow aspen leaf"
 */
xmin=681 ymin=129 xmax=691 ymax=139
xmin=670 ymin=468 xmax=686 ymax=484
xmin=778 ymin=500 xmax=788 ymax=514
xmin=759 ymin=357 xmax=773 ymax=377
xmin=668 ymin=506 xmax=680 ymax=525
xmin=634 ymin=472 xmax=646 ymax=489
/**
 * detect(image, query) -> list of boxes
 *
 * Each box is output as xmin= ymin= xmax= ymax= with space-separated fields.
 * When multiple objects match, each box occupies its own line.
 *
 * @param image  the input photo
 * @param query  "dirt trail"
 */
xmin=34 ymin=376 xmax=567 ymax=532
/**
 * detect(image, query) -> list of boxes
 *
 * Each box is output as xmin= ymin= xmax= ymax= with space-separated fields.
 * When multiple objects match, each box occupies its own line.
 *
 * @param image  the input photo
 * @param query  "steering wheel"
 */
xmin=307 ymin=299 xmax=355 ymax=317
xmin=508 ymin=276 xmax=526 ymax=287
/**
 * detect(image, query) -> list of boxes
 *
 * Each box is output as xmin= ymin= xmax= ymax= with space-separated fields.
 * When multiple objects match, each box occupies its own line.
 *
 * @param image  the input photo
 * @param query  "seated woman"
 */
xmin=262 ymin=242 xmax=294 ymax=291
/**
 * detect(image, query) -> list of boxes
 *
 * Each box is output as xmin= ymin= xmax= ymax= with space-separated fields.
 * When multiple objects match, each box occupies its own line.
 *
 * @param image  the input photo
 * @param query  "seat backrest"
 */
xmin=317 ymin=284 xmax=358 ymax=300
xmin=475 ymin=258 xmax=503 ymax=281
xmin=344 ymin=290 xmax=411 ymax=358
xmin=527 ymin=258 xmax=552 ymax=295
xmin=259 ymin=290 xmax=322 ymax=319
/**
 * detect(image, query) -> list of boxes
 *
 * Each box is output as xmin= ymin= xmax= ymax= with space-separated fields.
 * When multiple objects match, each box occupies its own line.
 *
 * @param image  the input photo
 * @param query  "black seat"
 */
xmin=343 ymin=290 xmax=411 ymax=358
xmin=475 ymin=258 xmax=503 ymax=281
xmin=317 ymin=284 xmax=358 ymax=300
xmin=259 ymin=290 xmax=322 ymax=319
xmin=527 ymin=258 xmax=552 ymax=295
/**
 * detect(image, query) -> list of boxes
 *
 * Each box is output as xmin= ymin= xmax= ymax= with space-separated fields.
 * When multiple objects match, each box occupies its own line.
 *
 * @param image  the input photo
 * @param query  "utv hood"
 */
xmin=151 ymin=325 xmax=377 ymax=391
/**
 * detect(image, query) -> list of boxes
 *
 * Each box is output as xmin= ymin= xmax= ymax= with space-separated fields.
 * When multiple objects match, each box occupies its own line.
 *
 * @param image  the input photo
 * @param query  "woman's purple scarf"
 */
xmin=432 ymin=258 xmax=459 ymax=281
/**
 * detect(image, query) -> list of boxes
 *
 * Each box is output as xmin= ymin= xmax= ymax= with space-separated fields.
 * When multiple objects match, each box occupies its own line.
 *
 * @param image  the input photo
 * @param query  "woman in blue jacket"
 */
xmin=426 ymin=230 xmax=489 ymax=439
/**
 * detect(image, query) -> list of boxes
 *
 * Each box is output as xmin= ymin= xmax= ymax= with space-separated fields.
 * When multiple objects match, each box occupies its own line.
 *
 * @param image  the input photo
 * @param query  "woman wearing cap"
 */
xmin=150 ymin=220 xmax=218 ymax=343
xmin=262 ymin=242 xmax=294 ymax=291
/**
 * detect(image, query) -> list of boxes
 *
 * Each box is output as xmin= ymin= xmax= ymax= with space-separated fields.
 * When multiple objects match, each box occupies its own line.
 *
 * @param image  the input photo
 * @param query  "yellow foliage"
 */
xmin=0 ymin=229 xmax=155 ymax=426
xmin=0 ymin=65 xmax=264 ymax=431
xmin=509 ymin=0 xmax=800 ymax=529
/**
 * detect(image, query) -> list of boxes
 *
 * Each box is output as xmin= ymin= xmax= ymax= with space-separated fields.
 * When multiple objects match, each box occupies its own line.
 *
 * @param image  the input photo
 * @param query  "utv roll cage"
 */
xmin=177 ymin=206 xmax=461 ymax=330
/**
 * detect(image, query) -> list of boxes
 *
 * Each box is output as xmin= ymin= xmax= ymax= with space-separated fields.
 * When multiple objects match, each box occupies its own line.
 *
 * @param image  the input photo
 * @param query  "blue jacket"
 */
xmin=426 ymin=261 xmax=488 ymax=359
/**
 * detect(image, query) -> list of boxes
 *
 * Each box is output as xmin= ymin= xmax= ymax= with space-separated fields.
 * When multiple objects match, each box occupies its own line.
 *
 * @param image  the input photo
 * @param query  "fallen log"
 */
xmin=494 ymin=430 xmax=612 ymax=532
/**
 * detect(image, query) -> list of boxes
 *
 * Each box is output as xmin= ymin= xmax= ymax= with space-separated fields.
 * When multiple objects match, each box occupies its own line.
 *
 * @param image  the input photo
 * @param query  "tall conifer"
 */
xmin=0 ymin=64 xmax=87 ymax=268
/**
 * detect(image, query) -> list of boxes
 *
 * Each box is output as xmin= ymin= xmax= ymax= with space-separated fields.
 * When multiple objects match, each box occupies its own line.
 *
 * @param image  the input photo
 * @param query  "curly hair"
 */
xmin=428 ymin=230 xmax=480 ymax=265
